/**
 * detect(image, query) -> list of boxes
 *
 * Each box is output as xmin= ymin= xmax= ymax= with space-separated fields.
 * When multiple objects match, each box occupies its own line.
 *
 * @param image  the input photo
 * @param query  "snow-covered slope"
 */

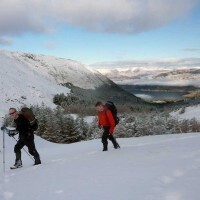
xmin=0 ymin=50 xmax=112 ymax=124
xmin=1 ymin=133 xmax=200 ymax=200
xmin=1 ymin=50 xmax=111 ymax=89
xmin=0 ymin=52 xmax=70 ymax=122
xmin=171 ymin=104 xmax=200 ymax=121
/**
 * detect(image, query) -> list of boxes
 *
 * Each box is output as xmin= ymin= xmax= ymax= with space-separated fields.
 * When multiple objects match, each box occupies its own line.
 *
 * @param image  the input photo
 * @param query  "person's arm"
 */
xmin=97 ymin=114 xmax=101 ymax=128
xmin=106 ymin=110 xmax=115 ymax=134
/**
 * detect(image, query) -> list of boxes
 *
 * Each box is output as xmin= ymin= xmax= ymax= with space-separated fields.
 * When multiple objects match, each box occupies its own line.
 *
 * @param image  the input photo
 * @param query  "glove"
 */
xmin=8 ymin=130 xmax=18 ymax=137
xmin=98 ymin=125 xmax=102 ymax=129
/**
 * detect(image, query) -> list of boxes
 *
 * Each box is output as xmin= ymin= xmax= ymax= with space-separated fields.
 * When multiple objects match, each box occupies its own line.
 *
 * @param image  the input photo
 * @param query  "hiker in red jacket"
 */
xmin=95 ymin=101 xmax=120 ymax=151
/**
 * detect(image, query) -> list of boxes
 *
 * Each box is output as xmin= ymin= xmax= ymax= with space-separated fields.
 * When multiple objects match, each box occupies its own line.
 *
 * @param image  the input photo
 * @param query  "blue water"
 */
xmin=131 ymin=90 xmax=186 ymax=101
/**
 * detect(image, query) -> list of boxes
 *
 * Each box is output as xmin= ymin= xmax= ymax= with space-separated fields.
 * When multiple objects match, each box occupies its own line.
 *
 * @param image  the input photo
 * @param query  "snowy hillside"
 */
xmin=0 ymin=50 xmax=112 ymax=124
xmin=171 ymin=104 xmax=200 ymax=121
xmin=0 ymin=52 xmax=70 ymax=123
xmin=1 ymin=133 xmax=200 ymax=200
xmin=1 ymin=50 xmax=111 ymax=89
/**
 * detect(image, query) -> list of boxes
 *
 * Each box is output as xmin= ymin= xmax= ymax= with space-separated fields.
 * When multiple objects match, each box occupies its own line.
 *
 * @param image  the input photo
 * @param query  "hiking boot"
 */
xmin=108 ymin=134 xmax=120 ymax=149
xmin=34 ymin=161 xmax=41 ymax=165
xmin=11 ymin=160 xmax=22 ymax=169
xmin=102 ymin=146 xmax=108 ymax=151
xmin=34 ymin=156 xmax=41 ymax=165
xmin=114 ymin=143 xmax=120 ymax=149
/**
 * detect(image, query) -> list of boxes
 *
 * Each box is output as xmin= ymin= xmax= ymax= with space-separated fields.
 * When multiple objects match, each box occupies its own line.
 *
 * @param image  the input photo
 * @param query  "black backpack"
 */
xmin=105 ymin=101 xmax=119 ymax=126
xmin=21 ymin=107 xmax=38 ymax=131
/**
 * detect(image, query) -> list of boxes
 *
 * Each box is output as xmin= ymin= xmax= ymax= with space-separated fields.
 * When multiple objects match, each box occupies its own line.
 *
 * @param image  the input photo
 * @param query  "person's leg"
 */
xmin=102 ymin=127 xmax=109 ymax=151
xmin=25 ymin=139 xmax=41 ymax=165
xmin=13 ymin=140 xmax=24 ymax=166
xmin=108 ymin=134 xmax=120 ymax=149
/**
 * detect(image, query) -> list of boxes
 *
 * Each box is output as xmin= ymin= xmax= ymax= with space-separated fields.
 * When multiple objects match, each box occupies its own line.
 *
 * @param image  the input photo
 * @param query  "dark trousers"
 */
xmin=102 ymin=127 xmax=119 ymax=149
xmin=14 ymin=138 xmax=40 ymax=162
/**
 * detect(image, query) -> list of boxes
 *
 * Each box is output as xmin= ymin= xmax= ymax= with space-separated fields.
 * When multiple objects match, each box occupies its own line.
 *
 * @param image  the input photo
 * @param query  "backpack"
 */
xmin=21 ymin=107 xmax=38 ymax=131
xmin=105 ymin=101 xmax=119 ymax=126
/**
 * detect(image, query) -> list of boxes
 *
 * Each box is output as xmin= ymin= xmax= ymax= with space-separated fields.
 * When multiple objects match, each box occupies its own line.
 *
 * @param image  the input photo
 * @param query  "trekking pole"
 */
xmin=3 ymin=128 xmax=6 ymax=174
xmin=1 ymin=126 xmax=6 ymax=174
xmin=12 ymin=136 xmax=34 ymax=161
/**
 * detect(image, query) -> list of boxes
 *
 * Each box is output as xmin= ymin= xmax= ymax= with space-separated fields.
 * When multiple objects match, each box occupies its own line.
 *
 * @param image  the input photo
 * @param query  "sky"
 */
xmin=0 ymin=0 xmax=200 ymax=65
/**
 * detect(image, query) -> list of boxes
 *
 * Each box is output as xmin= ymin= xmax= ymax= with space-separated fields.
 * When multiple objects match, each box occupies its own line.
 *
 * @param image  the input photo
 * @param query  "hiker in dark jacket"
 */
xmin=9 ymin=108 xmax=41 ymax=169
xmin=95 ymin=101 xmax=120 ymax=151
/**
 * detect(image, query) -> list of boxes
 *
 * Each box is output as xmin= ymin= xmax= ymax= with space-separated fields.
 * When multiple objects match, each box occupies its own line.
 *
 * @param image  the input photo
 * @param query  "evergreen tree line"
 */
xmin=3 ymin=104 xmax=200 ymax=143
xmin=114 ymin=112 xmax=200 ymax=138
xmin=32 ymin=104 xmax=91 ymax=143
xmin=53 ymin=93 xmax=157 ymax=116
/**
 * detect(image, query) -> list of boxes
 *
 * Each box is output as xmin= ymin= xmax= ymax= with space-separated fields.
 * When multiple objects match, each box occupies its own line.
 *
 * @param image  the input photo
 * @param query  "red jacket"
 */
xmin=97 ymin=105 xmax=115 ymax=134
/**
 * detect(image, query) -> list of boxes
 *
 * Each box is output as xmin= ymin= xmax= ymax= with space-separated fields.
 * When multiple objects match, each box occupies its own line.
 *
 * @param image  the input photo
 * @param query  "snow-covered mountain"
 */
xmin=94 ymin=60 xmax=200 ymax=86
xmin=1 ymin=50 xmax=111 ymax=89
xmin=1 ymin=133 xmax=200 ymax=200
xmin=0 ymin=50 xmax=114 ymax=123
xmin=97 ymin=67 xmax=200 ymax=86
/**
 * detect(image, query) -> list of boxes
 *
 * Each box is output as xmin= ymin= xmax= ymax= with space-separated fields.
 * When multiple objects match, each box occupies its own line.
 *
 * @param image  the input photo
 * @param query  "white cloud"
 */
xmin=0 ymin=0 xmax=50 ymax=36
xmin=91 ymin=57 xmax=200 ymax=68
xmin=0 ymin=0 xmax=198 ymax=36
xmin=0 ymin=37 xmax=12 ymax=46
xmin=55 ymin=0 xmax=198 ymax=33
xmin=183 ymin=48 xmax=200 ymax=52
xmin=44 ymin=41 xmax=56 ymax=50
